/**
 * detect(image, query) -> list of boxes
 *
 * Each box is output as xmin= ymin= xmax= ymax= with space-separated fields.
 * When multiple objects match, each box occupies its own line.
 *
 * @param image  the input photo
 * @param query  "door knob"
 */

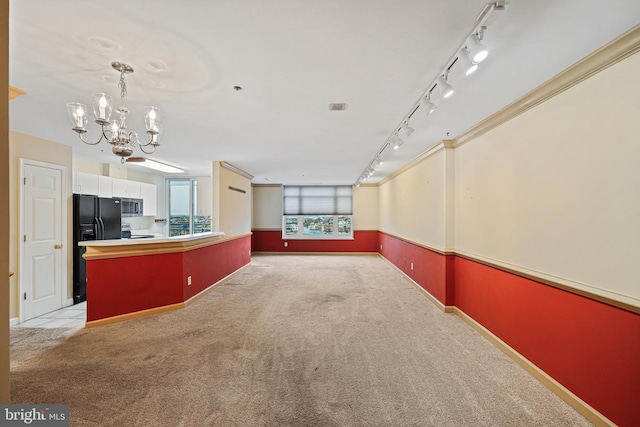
xmin=54 ymin=244 xmax=63 ymax=249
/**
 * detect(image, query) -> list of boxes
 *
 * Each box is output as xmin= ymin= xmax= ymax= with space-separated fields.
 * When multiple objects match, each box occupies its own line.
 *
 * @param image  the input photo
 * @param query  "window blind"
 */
xmin=283 ymin=186 xmax=352 ymax=215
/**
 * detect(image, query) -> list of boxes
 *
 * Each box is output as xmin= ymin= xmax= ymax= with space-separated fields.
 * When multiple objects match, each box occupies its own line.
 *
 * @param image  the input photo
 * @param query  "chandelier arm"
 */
xmin=138 ymin=143 xmax=157 ymax=155
xmin=138 ymin=132 xmax=157 ymax=147
xmin=128 ymin=131 xmax=139 ymax=146
xmin=77 ymin=127 xmax=108 ymax=146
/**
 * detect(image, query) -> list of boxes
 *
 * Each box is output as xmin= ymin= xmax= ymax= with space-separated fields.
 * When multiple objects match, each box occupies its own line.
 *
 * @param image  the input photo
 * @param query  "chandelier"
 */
xmin=67 ymin=62 xmax=162 ymax=162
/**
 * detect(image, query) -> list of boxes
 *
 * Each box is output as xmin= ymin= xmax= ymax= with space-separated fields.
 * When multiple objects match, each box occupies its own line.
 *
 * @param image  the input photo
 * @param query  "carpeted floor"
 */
xmin=10 ymin=255 xmax=591 ymax=426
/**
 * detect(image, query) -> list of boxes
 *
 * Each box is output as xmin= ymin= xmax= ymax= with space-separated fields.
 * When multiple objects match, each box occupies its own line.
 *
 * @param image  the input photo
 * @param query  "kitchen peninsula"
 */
xmin=80 ymin=232 xmax=252 ymax=327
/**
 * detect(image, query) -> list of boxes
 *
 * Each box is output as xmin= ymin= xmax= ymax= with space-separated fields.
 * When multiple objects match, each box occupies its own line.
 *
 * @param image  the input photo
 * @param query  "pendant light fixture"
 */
xmin=67 ymin=62 xmax=163 ymax=163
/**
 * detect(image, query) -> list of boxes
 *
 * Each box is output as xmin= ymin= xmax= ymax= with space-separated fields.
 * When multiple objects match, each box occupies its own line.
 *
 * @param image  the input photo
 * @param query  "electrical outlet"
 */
xmin=411 ymin=262 xmax=414 ymax=270
xmin=380 ymin=244 xmax=382 ymax=250
xmin=284 ymin=242 xmax=288 ymax=247
xmin=187 ymin=276 xmax=192 ymax=286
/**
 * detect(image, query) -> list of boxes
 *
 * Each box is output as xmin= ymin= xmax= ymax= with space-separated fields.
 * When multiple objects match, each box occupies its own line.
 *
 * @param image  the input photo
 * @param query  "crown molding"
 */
xmin=377 ymin=25 xmax=640 ymax=187
xmin=454 ymin=24 xmax=640 ymax=148
xmin=220 ymin=161 xmax=254 ymax=180
xmin=378 ymin=142 xmax=445 ymax=186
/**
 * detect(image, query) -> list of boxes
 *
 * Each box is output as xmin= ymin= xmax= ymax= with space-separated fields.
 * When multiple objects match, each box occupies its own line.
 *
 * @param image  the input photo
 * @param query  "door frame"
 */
xmin=19 ymin=158 xmax=69 ymax=322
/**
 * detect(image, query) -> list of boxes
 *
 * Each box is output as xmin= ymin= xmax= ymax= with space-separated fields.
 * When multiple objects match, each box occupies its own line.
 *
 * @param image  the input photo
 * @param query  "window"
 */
xmin=168 ymin=178 xmax=212 ymax=237
xmin=282 ymin=186 xmax=353 ymax=239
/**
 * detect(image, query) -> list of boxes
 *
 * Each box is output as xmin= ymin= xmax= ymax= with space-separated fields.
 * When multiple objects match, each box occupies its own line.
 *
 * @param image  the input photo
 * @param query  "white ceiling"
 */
xmin=9 ymin=0 xmax=640 ymax=184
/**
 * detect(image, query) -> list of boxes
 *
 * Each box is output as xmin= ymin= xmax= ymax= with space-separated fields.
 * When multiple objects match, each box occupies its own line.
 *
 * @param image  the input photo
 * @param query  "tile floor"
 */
xmin=13 ymin=302 xmax=86 ymax=329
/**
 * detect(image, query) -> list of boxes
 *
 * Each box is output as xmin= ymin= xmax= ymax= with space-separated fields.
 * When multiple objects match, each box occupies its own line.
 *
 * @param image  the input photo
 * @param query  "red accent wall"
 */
xmin=86 ymin=235 xmax=251 ymax=322
xmin=251 ymin=229 xmax=379 ymax=253
xmin=379 ymin=233 xmax=640 ymax=427
xmin=379 ymin=232 xmax=454 ymax=306
xmin=455 ymin=256 xmax=640 ymax=427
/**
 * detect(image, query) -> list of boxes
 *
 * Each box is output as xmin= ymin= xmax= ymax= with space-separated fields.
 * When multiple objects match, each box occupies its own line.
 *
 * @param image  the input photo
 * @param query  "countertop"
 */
xmin=78 ymin=231 xmax=225 ymax=247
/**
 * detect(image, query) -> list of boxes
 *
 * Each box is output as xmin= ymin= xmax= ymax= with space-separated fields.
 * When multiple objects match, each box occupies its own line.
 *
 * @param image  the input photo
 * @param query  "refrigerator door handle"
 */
xmin=92 ymin=217 xmax=100 ymax=240
xmin=98 ymin=217 xmax=105 ymax=240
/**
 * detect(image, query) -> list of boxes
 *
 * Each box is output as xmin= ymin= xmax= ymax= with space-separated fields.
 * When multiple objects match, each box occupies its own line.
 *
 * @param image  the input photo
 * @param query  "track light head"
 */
xmin=458 ymin=49 xmax=479 ymax=76
xmin=422 ymin=94 xmax=437 ymax=115
xmin=401 ymin=121 xmax=415 ymax=136
xmin=437 ymin=75 xmax=454 ymax=99
xmin=392 ymin=135 xmax=404 ymax=150
xmin=467 ymin=34 xmax=489 ymax=64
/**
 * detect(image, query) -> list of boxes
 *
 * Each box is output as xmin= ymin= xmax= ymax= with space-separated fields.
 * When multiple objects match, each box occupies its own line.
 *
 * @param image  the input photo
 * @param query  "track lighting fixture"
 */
xmin=353 ymin=1 xmax=506 ymax=186
xmin=437 ymin=74 xmax=455 ymax=99
xmin=401 ymin=121 xmax=415 ymax=136
xmin=422 ymin=94 xmax=437 ymax=116
xmin=392 ymin=135 xmax=404 ymax=150
xmin=466 ymin=33 xmax=489 ymax=64
xmin=458 ymin=49 xmax=479 ymax=76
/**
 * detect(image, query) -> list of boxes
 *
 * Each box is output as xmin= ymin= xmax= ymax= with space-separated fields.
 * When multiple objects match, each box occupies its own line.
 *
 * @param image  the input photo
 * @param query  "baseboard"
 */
xmin=378 ymin=254 xmax=452 ymax=313
xmin=85 ymin=303 xmax=185 ymax=328
xmin=66 ymin=298 xmax=74 ymax=307
xmin=9 ymin=317 xmax=19 ymax=327
xmin=452 ymin=307 xmax=615 ymax=427
xmin=251 ymin=251 xmax=378 ymax=256
xmin=184 ymin=263 xmax=252 ymax=306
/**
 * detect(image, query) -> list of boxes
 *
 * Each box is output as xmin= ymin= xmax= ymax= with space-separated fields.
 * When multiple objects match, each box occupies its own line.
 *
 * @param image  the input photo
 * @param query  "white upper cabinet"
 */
xmin=127 ymin=181 xmax=141 ymax=199
xmin=74 ymin=174 xmax=155 ymax=214
xmin=111 ymin=178 xmax=128 ymax=198
xmin=140 ymin=182 xmax=157 ymax=216
xmin=98 ymin=175 xmax=113 ymax=198
xmin=73 ymin=172 xmax=99 ymax=195
xmin=112 ymin=178 xmax=141 ymax=198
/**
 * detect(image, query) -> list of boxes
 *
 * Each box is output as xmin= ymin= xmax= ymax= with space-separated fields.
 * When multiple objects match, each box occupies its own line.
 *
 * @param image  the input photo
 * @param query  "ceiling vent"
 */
xmin=329 ymin=103 xmax=347 ymax=111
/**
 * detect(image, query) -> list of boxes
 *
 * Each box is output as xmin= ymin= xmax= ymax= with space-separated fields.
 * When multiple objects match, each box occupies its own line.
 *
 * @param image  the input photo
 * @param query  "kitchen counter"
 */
xmin=79 ymin=231 xmax=225 ymax=247
xmin=81 ymin=232 xmax=252 ymax=327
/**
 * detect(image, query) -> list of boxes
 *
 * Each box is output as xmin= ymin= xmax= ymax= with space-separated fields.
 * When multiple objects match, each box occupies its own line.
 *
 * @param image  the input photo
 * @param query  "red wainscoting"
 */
xmin=86 ymin=235 xmax=251 ymax=323
xmin=251 ymin=229 xmax=379 ymax=253
xmin=379 ymin=233 xmax=640 ymax=427
xmin=455 ymin=256 xmax=640 ymax=427
xmin=378 ymin=232 xmax=454 ymax=306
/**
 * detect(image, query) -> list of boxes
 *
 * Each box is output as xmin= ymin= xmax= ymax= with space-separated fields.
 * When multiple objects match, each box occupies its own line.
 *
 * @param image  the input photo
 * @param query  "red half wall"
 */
xmin=86 ymin=235 xmax=251 ymax=322
xmin=379 ymin=233 xmax=640 ymax=427
xmin=252 ymin=229 xmax=379 ymax=253
xmin=455 ymin=256 xmax=640 ymax=427
xmin=379 ymin=232 xmax=454 ymax=306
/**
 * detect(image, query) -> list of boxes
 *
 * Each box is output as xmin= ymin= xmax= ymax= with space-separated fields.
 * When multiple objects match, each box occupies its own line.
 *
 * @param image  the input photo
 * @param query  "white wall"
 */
xmin=454 ymin=51 xmax=640 ymax=306
xmin=353 ymin=185 xmax=379 ymax=230
xmin=216 ymin=163 xmax=252 ymax=235
xmin=252 ymin=185 xmax=282 ymax=229
xmin=379 ymin=147 xmax=447 ymax=249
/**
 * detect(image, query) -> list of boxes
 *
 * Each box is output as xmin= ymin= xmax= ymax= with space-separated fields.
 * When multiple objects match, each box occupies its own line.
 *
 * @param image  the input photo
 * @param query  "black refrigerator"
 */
xmin=73 ymin=194 xmax=122 ymax=303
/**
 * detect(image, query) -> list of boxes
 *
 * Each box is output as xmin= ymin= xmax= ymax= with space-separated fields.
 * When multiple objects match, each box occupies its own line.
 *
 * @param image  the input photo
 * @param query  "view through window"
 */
xmin=282 ymin=186 xmax=353 ymax=239
xmin=168 ymin=178 xmax=211 ymax=237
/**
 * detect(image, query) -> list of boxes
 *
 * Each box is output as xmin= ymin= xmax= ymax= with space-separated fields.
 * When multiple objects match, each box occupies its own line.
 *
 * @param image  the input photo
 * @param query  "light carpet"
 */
xmin=10 ymin=254 xmax=591 ymax=426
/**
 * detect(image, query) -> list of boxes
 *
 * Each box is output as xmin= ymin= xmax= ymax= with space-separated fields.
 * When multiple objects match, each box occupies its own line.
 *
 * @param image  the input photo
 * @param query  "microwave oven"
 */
xmin=121 ymin=198 xmax=143 ymax=217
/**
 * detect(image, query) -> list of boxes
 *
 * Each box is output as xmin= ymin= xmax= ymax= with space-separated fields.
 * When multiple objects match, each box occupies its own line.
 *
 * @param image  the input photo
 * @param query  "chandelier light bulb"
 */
xmin=75 ymin=105 xmax=85 ymax=127
xmin=99 ymin=95 xmax=108 ymax=117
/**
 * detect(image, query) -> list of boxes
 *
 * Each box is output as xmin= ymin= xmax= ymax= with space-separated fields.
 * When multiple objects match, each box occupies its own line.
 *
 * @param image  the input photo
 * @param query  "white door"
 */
xmin=22 ymin=162 xmax=65 ymax=320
